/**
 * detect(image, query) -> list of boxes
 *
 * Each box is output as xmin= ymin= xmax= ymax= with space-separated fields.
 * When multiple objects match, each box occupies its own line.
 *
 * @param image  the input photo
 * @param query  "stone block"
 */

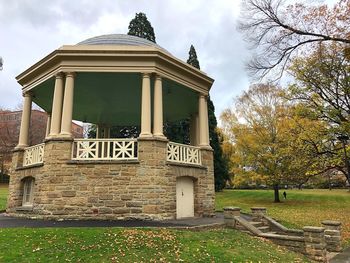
xmin=325 ymin=229 xmax=341 ymax=236
xmin=105 ymin=201 xmax=124 ymax=207
xmin=223 ymin=207 xmax=241 ymax=218
xmin=98 ymin=208 xmax=113 ymax=214
xmin=113 ymin=208 xmax=130 ymax=214
xmin=126 ymin=201 xmax=143 ymax=208
xmin=143 ymin=205 xmax=159 ymax=214
xmin=130 ymin=208 xmax=142 ymax=213
xmin=87 ymin=197 xmax=98 ymax=203
xmin=61 ymin=191 xmax=76 ymax=197
xmin=121 ymin=195 xmax=133 ymax=201
xmin=99 ymin=195 xmax=113 ymax=200
xmin=47 ymin=192 xmax=61 ymax=198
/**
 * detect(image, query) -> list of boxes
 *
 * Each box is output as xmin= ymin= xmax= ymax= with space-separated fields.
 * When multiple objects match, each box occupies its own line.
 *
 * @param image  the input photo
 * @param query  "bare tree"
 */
xmin=239 ymin=0 xmax=350 ymax=79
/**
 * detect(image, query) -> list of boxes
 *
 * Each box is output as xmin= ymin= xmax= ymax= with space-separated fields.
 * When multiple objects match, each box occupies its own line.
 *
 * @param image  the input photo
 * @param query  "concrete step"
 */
xmin=257 ymin=226 xmax=270 ymax=232
xmin=250 ymin=221 xmax=264 ymax=228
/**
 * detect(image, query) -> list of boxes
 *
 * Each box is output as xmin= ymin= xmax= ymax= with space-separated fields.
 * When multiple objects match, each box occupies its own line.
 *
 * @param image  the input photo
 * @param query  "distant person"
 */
xmin=283 ymin=191 xmax=287 ymax=199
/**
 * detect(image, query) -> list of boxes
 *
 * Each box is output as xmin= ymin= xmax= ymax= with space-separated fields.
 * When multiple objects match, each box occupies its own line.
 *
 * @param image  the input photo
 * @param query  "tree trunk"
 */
xmin=273 ymin=184 xmax=280 ymax=203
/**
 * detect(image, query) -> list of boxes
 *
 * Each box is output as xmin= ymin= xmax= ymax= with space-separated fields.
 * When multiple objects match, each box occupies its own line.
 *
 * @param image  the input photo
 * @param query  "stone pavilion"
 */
xmin=7 ymin=34 xmax=215 ymax=220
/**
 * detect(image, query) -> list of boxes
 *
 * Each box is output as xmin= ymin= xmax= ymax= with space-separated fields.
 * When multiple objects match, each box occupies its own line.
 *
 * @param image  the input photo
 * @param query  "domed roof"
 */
xmin=77 ymin=34 xmax=169 ymax=53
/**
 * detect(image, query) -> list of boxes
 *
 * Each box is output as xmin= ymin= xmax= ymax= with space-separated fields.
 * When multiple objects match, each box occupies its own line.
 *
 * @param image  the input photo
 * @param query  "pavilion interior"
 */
xmin=31 ymin=72 xmax=199 ymax=135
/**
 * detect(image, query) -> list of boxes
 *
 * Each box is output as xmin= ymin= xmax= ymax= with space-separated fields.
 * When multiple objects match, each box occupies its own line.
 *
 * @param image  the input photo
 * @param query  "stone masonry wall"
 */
xmin=7 ymin=138 xmax=215 ymax=220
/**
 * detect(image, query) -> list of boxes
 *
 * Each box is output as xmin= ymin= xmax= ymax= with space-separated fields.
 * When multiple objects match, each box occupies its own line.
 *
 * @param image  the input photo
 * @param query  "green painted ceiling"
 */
xmin=32 ymin=72 xmax=198 ymax=125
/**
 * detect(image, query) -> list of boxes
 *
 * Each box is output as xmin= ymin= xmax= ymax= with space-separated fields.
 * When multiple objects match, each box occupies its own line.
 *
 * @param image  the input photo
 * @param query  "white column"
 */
xmin=190 ymin=113 xmax=199 ymax=146
xmin=17 ymin=92 xmax=32 ymax=148
xmin=153 ymin=75 xmax=165 ymax=138
xmin=49 ymin=73 xmax=64 ymax=137
xmin=60 ymin=72 xmax=75 ymax=137
xmin=198 ymin=94 xmax=210 ymax=147
xmin=140 ymin=73 xmax=152 ymax=137
xmin=45 ymin=113 xmax=51 ymax=138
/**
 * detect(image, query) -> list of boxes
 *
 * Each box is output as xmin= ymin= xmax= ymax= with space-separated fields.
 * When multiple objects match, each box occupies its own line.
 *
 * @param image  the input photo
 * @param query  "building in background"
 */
xmin=0 ymin=110 xmax=83 ymax=182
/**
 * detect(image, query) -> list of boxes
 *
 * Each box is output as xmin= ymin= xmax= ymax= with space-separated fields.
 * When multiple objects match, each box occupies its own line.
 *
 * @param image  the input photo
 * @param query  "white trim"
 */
xmin=23 ymin=143 xmax=45 ymax=166
xmin=167 ymin=142 xmax=201 ymax=165
xmin=72 ymin=138 xmax=137 ymax=161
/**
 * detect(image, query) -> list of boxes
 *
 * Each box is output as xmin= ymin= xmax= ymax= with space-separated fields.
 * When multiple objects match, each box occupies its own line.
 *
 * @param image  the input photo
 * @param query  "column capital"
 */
xmin=199 ymin=93 xmax=208 ymax=99
xmin=153 ymin=73 xmax=163 ymax=80
xmin=23 ymin=91 xmax=33 ymax=98
xmin=55 ymin=72 xmax=64 ymax=79
xmin=142 ymin=72 xmax=151 ymax=78
xmin=64 ymin=72 xmax=76 ymax=78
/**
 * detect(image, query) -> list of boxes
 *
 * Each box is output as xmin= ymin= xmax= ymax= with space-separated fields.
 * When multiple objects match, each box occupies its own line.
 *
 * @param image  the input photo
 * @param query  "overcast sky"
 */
xmin=0 ymin=0 xmax=334 ymax=120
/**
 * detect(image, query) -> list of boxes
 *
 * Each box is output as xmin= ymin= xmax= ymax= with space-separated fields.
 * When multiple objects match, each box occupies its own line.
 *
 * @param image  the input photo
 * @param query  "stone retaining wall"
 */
xmin=7 ymin=139 xmax=215 ymax=220
xmin=224 ymin=207 xmax=342 ymax=262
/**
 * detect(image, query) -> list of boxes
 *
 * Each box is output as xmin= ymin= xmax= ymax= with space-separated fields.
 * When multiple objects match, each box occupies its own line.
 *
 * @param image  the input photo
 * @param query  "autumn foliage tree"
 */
xmin=221 ymin=84 xmax=325 ymax=202
xmin=287 ymin=41 xmax=350 ymax=184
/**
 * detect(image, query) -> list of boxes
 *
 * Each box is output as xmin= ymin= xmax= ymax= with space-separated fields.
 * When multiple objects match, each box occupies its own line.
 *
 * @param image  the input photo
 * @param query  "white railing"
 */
xmin=23 ymin=143 xmax=45 ymax=167
xmin=167 ymin=142 xmax=201 ymax=165
xmin=72 ymin=139 xmax=137 ymax=161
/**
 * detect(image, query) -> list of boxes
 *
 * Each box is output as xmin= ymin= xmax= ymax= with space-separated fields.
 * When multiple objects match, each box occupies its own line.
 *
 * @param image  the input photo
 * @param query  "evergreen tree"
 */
xmin=187 ymin=45 xmax=200 ymax=69
xmin=164 ymin=120 xmax=190 ymax=144
xmin=208 ymin=98 xmax=230 ymax=191
xmin=128 ymin=12 xmax=156 ymax=43
xmin=186 ymin=45 xmax=230 ymax=191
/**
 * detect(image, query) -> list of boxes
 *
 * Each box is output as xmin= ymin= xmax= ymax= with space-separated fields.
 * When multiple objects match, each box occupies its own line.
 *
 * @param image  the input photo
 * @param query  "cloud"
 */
xmin=0 ymin=0 xmax=250 ymax=120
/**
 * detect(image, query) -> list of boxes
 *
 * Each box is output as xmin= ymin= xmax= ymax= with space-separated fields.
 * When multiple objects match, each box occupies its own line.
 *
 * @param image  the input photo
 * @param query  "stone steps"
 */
xmin=256 ymin=226 xmax=270 ymax=233
xmin=250 ymin=221 xmax=264 ymax=228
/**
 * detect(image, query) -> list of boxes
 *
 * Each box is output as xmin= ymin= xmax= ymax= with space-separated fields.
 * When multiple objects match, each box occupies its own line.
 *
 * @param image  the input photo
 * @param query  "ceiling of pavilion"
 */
xmin=32 ymin=72 xmax=198 ymax=126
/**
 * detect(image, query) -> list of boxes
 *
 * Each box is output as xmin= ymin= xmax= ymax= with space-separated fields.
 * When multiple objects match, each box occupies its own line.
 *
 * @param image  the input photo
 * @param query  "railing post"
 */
xmin=224 ymin=207 xmax=241 ymax=229
xmin=322 ymin=220 xmax=342 ymax=252
xmin=303 ymin=226 xmax=327 ymax=262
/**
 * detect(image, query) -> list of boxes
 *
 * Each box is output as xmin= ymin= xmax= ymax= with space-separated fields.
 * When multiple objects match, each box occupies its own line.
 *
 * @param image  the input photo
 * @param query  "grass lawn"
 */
xmin=0 ymin=227 xmax=308 ymax=262
xmin=0 ymin=185 xmax=309 ymax=262
xmin=216 ymin=189 xmax=350 ymax=245
xmin=0 ymin=184 xmax=8 ymax=211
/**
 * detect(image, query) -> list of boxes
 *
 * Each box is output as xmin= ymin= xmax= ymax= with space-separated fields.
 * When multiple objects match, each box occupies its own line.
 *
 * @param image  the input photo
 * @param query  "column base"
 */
xmin=139 ymin=133 xmax=153 ymax=138
xmin=59 ymin=132 xmax=73 ymax=138
xmin=153 ymin=134 xmax=167 ymax=141
xmin=199 ymin=145 xmax=213 ymax=151
xmin=46 ymin=134 xmax=59 ymax=140
xmin=15 ymin=144 xmax=28 ymax=150
xmin=54 ymin=133 xmax=73 ymax=141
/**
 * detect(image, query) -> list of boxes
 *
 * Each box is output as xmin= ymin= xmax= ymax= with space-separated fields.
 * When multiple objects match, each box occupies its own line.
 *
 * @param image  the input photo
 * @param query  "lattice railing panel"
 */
xmin=167 ymin=142 xmax=201 ymax=165
xmin=72 ymin=139 xmax=137 ymax=161
xmin=23 ymin=143 xmax=45 ymax=167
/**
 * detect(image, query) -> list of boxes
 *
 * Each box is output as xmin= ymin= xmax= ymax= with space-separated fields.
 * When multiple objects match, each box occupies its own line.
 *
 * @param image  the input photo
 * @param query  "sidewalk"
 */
xmin=0 ymin=212 xmax=225 ymax=229
xmin=330 ymin=247 xmax=350 ymax=263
